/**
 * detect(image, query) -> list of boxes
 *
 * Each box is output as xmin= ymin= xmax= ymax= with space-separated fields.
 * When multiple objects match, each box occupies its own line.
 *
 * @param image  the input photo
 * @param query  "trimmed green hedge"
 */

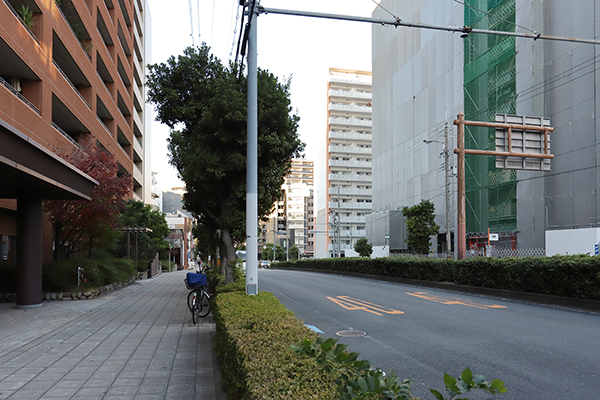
xmin=274 ymin=255 xmax=600 ymax=301
xmin=214 ymin=289 xmax=337 ymax=399
xmin=42 ymin=258 xmax=136 ymax=292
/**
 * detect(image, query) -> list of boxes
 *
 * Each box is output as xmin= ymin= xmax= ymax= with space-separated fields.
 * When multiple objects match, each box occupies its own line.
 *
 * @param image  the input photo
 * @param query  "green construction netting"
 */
xmin=464 ymin=0 xmax=517 ymax=233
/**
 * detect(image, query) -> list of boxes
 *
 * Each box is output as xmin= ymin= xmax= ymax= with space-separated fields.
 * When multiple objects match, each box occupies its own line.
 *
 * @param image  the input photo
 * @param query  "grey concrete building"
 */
xmin=370 ymin=0 xmax=600 ymax=253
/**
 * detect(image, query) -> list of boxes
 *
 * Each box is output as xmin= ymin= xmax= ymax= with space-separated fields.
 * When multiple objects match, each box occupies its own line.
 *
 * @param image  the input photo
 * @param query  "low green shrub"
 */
xmin=276 ymin=254 xmax=600 ymax=301
xmin=42 ymin=258 xmax=135 ymax=292
xmin=214 ymin=289 xmax=337 ymax=399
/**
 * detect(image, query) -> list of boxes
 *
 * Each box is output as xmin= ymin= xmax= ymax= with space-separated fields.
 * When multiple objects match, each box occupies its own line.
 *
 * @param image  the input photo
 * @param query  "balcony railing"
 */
xmin=329 ymin=88 xmax=371 ymax=99
xmin=52 ymin=122 xmax=82 ymax=150
xmin=329 ymin=103 xmax=372 ymax=114
xmin=329 ymin=159 xmax=372 ymax=168
xmin=0 ymin=75 xmax=40 ymax=115
xmin=329 ymin=145 xmax=372 ymax=155
xmin=329 ymin=131 xmax=372 ymax=141
xmin=53 ymin=60 xmax=90 ymax=108
xmin=329 ymin=117 xmax=372 ymax=127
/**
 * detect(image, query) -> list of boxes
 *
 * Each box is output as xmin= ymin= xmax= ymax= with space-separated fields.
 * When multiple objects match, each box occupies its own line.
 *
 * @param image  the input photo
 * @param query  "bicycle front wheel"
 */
xmin=187 ymin=290 xmax=195 ymax=312
xmin=197 ymin=291 xmax=211 ymax=317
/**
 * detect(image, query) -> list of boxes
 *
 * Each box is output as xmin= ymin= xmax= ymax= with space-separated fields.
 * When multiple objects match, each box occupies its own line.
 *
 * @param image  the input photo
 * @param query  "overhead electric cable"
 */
xmin=370 ymin=0 xmax=398 ymax=20
xmin=229 ymin=1 xmax=240 ymax=57
xmin=188 ymin=0 xmax=194 ymax=46
xmin=210 ymin=0 xmax=216 ymax=46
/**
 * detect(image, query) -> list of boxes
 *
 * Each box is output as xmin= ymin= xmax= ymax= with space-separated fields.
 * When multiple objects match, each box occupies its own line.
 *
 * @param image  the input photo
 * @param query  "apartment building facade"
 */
xmin=0 ymin=0 xmax=150 ymax=306
xmin=316 ymin=69 xmax=373 ymax=258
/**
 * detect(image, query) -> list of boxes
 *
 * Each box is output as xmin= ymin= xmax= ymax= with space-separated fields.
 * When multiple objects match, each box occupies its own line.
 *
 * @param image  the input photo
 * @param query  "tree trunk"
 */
xmin=220 ymin=227 xmax=236 ymax=283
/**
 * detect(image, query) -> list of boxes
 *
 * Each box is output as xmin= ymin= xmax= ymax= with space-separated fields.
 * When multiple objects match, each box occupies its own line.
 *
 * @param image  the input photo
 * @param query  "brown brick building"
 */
xmin=0 ymin=0 xmax=150 ymax=307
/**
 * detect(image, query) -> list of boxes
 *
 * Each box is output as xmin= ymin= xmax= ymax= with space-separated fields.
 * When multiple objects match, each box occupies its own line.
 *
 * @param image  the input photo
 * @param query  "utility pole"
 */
xmin=245 ymin=0 xmax=258 ymax=295
xmin=337 ymin=174 xmax=341 ymax=257
xmin=444 ymin=123 xmax=451 ymax=255
xmin=273 ymin=197 xmax=277 ymax=263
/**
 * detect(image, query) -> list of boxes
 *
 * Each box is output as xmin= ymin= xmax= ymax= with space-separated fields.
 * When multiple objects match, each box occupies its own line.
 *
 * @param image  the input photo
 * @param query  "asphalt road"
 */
xmin=258 ymin=269 xmax=600 ymax=400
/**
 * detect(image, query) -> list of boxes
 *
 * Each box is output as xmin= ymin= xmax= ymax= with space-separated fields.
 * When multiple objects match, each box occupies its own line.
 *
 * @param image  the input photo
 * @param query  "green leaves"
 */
xmin=430 ymin=367 xmax=507 ymax=399
xmin=292 ymin=337 xmax=412 ymax=400
xmin=402 ymin=199 xmax=440 ymax=254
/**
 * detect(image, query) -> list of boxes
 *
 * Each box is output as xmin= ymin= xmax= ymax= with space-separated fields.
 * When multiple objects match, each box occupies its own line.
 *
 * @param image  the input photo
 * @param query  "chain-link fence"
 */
xmin=392 ymin=248 xmax=546 ymax=260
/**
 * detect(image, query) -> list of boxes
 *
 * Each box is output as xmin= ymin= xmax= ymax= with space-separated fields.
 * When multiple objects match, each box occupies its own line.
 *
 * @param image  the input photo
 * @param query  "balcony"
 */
xmin=329 ymin=145 xmax=372 ymax=155
xmin=329 ymin=103 xmax=371 ymax=114
xmin=329 ymin=130 xmax=372 ymax=141
xmin=329 ymin=187 xmax=372 ymax=196
xmin=329 ymin=159 xmax=371 ymax=168
xmin=51 ymin=93 xmax=90 ymax=147
xmin=329 ymin=173 xmax=372 ymax=183
xmin=329 ymin=73 xmax=371 ymax=86
xmin=329 ymin=201 xmax=372 ymax=210
xmin=329 ymin=116 xmax=372 ymax=128
xmin=329 ymin=88 xmax=371 ymax=100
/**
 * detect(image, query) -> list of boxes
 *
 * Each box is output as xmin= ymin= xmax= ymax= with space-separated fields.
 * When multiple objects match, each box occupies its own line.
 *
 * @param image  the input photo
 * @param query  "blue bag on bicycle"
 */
xmin=186 ymin=273 xmax=207 ymax=287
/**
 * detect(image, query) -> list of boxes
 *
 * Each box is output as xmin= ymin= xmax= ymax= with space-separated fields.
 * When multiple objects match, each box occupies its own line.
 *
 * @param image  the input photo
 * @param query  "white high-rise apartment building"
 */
xmin=283 ymin=159 xmax=314 ymax=257
xmin=316 ymin=69 xmax=373 ymax=258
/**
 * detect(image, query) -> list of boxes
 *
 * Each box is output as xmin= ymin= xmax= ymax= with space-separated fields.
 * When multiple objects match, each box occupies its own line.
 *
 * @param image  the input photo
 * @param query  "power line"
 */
xmin=188 ymin=0 xmax=194 ymax=46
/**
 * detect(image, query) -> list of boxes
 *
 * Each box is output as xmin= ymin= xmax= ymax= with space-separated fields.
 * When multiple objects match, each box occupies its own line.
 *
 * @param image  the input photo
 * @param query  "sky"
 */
xmin=146 ymin=0 xmax=376 ymax=189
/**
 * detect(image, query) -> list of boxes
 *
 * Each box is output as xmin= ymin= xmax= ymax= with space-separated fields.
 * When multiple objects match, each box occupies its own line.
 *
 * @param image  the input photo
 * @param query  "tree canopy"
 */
xmin=402 ymin=199 xmax=440 ymax=254
xmin=119 ymin=200 xmax=170 ymax=259
xmin=44 ymin=144 xmax=131 ymax=260
xmin=354 ymin=237 xmax=373 ymax=257
xmin=147 ymin=44 xmax=304 ymax=282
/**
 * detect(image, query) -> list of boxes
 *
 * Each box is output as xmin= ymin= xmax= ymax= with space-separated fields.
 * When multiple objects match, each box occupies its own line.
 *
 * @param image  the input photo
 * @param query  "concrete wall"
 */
xmin=370 ymin=0 xmax=463 ymax=249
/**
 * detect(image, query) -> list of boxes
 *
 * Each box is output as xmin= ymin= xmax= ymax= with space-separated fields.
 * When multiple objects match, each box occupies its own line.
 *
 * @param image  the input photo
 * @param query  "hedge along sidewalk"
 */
xmin=273 ymin=256 xmax=600 ymax=313
xmin=213 ymin=289 xmax=338 ymax=400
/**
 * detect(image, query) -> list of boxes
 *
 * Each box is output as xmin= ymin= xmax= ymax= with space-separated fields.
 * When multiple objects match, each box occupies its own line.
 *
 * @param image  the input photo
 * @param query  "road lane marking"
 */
xmin=305 ymin=324 xmax=324 ymax=334
xmin=326 ymin=296 xmax=405 ymax=316
xmin=405 ymin=292 xmax=507 ymax=309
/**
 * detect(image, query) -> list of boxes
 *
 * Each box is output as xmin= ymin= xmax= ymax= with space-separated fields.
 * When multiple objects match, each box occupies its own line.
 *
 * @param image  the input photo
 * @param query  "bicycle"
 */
xmin=185 ymin=272 xmax=211 ymax=323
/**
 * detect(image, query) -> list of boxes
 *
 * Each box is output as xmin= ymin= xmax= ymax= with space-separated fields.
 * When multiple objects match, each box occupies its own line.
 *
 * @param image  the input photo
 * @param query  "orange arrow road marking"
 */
xmin=327 ymin=296 xmax=405 ymax=316
xmin=405 ymin=292 xmax=507 ymax=309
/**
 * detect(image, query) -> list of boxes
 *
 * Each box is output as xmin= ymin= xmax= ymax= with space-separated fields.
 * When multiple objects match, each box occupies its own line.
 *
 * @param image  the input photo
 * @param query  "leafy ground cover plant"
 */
xmin=293 ymin=337 xmax=507 ymax=400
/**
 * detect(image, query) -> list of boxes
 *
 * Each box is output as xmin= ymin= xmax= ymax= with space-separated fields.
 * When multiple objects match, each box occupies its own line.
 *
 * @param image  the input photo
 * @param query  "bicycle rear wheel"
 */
xmin=190 ymin=291 xmax=200 ymax=324
xmin=197 ymin=291 xmax=211 ymax=317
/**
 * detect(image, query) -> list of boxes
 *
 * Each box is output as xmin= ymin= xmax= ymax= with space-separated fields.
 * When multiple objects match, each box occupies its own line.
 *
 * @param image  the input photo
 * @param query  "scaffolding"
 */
xmin=464 ymin=0 xmax=518 ymax=235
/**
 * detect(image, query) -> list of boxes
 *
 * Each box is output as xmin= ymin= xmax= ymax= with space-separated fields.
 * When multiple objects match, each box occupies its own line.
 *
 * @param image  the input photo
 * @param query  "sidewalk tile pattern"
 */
xmin=0 ymin=270 xmax=225 ymax=400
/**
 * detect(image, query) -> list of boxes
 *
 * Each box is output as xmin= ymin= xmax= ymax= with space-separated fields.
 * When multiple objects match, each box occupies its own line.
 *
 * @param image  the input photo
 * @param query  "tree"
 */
xmin=119 ymin=200 xmax=170 ymax=259
xmin=402 ymin=199 xmax=440 ymax=254
xmin=147 ymin=44 xmax=303 ymax=283
xmin=44 ymin=144 xmax=131 ymax=260
xmin=289 ymin=244 xmax=299 ymax=260
xmin=354 ymin=237 xmax=373 ymax=257
xmin=262 ymin=243 xmax=285 ymax=261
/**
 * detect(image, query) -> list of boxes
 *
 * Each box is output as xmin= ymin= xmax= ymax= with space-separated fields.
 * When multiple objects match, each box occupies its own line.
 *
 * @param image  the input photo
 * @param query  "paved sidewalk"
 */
xmin=0 ymin=270 xmax=226 ymax=400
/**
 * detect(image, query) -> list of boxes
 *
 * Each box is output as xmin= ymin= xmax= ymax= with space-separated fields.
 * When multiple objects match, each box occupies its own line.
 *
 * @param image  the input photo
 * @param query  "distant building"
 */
xmin=316 ymin=69 xmax=373 ymax=258
xmin=259 ymin=159 xmax=314 ymax=259
xmin=163 ymin=189 xmax=192 ymax=218
xmin=165 ymin=211 xmax=192 ymax=270
xmin=150 ymin=172 xmax=162 ymax=212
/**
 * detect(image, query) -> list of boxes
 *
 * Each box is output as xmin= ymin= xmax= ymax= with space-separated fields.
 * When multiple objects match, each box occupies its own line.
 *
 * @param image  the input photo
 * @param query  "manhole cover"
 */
xmin=336 ymin=330 xmax=367 ymax=337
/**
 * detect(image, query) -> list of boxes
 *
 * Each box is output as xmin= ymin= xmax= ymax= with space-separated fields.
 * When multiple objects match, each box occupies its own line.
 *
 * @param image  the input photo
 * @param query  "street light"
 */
xmin=423 ymin=123 xmax=451 ymax=255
